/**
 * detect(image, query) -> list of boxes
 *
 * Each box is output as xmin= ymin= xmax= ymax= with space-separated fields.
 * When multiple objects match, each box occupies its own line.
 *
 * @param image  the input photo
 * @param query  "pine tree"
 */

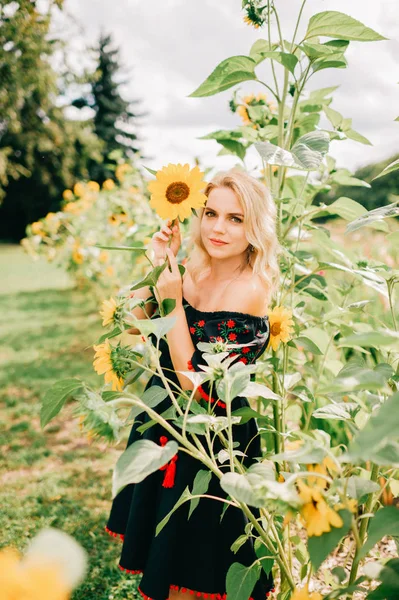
xmin=73 ymin=33 xmax=142 ymax=182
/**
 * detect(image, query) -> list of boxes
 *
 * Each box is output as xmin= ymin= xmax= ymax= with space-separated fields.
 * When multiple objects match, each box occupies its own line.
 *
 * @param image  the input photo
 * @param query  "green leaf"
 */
xmin=299 ymin=327 xmax=330 ymax=355
xmin=339 ymin=330 xmax=399 ymax=350
xmin=313 ymin=403 xmax=357 ymax=421
xmin=346 ymin=199 xmax=399 ymax=233
xmin=308 ymin=510 xmax=352 ymax=571
xmin=155 ymin=487 xmax=192 ymax=536
xmin=323 ymin=105 xmax=344 ymax=129
xmin=226 ymin=562 xmax=261 ymax=600
xmin=312 ymin=56 xmax=347 ymax=73
xmin=217 ymin=138 xmax=247 ymax=161
xmin=126 ymin=385 xmax=169 ymax=420
xmin=41 ymin=379 xmax=83 ymax=428
xmin=189 ymin=56 xmax=257 ymax=97
xmin=360 ymin=507 xmax=399 ymax=558
xmin=130 ymin=263 xmax=167 ymax=291
xmin=302 ymin=42 xmax=338 ymax=59
xmin=143 ymin=165 xmax=157 ymax=176
xmin=319 ymin=364 xmax=390 ymax=394
xmin=345 ymin=476 xmax=380 ymax=502
xmin=255 ymin=130 xmax=329 ymax=171
xmin=372 ymin=158 xmax=399 ymax=181
xmin=345 ymin=128 xmax=372 ymax=145
xmin=247 ymin=42 xmax=298 ymax=74
xmin=112 ymin=438 xmax=178 ymax=498
xmin=304 ymin=11 xmax=386 ymax=42
xmin=343 ymin=393 xmax=399 ymax=465
xmin=254 ymin=537 xmax=275 ymax=576
xmin=97 ymin=326 xmax=122 ymax=344
xmin=367 ymin=558 xmax=399 ymax=599
xmin=325 ymin=197 xmax=368 ymax=221
xmin=188 ymin=469 xmax=213 ymax=518
xmin=161 ymin=297 xmax=176 ymax=315
xmin=126 ymin=314 xmax=177 ymax=339
xmin=272 ymin=442 xmax=327 ymax=465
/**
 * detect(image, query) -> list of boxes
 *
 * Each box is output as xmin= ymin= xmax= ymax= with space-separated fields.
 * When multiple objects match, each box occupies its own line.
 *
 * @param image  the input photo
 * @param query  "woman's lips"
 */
xmin=210 ymin=238 xmax=228 ymax=246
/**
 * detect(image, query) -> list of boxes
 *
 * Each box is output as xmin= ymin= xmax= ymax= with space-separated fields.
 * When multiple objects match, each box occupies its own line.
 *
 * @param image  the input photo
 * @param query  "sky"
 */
xmin=59 ymin=0 xmax=399 ymax=176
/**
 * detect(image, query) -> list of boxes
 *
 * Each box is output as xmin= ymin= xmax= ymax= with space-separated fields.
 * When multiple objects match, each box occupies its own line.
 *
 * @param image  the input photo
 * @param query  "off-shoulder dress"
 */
xmin=105 ymin=297 xmax=274 ymax=600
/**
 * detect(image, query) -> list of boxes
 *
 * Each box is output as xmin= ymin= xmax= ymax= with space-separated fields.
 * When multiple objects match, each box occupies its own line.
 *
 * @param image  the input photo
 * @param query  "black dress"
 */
xmin=105 ymin=297 xmax=274 ymax=600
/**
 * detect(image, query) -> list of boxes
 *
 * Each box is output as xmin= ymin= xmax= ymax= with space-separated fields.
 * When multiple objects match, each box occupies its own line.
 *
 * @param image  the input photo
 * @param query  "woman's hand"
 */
xmin=154 ymin=248 xmax=183 ymax=308
xmin=151 ymin=219 xmax=181 ymax=265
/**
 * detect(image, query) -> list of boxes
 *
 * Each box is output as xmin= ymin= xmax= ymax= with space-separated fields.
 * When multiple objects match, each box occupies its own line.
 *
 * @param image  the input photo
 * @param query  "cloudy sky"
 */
xmin=61 ymin=0 xmax=399 ymax=176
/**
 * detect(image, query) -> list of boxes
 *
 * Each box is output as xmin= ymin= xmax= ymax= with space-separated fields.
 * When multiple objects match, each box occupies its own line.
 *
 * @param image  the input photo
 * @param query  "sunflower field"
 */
xmin=7 ymin=2 xmax=399 ymax=600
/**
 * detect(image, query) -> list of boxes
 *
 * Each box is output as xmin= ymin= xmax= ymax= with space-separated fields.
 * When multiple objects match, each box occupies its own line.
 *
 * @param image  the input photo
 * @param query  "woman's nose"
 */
xmin=213 ymin=218 xmax=226 ymax=233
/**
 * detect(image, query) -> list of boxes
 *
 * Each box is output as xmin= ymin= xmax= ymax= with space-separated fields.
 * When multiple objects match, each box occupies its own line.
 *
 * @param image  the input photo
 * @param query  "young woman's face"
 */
xmin=200 ymin=186 xmax=249 ymax=259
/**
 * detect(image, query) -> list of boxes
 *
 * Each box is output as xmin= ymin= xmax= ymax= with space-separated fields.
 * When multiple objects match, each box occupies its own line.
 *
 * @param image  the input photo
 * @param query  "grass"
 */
xmin=0 ymin=244 xmax=141 ymax=600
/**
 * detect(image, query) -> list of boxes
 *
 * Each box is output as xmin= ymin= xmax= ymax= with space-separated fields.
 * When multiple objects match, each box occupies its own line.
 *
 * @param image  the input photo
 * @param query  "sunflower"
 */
xmin=99 ymin=296 xmax=118 ymax=327
xmin=306 ymin=456 xmax=339 ymax=490
xmin=62 ymin=189 xmax=74 ymax=201
xmin=291 ymin=585 xmax=322 ymax=600
xmin=237 ymin=104 xmax=251 ymax=125
xmin=87 ymin=181 xmax=100 ymax=192
xmin=93 ymin=340 xmax=124 ymax=391
xmin=71 ymin=243 xmax=84 ymax=265
xmin=298 ymin=480 xmax=343 ymax=537
xmin=267 ymin=306 xmax=294 ymax=351
xmin=73 ymin=182 xmax=86 ymax=198
xmin=103 ymin=179 xmax=115 ymax=191
xmin=31 ymin=221 xmax=44 ymax=236
xmin=0 ymin=546 xmax=70 ymax=600
xmin=147 ymin=163 xmax=207 ymax=221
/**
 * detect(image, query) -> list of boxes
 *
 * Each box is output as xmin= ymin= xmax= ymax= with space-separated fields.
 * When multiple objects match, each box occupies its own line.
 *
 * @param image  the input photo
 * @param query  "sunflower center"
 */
xmin=271 ymin=323 xmax=281 ymax=336
xmin=166 ymin=182 xmax=190 ymax=204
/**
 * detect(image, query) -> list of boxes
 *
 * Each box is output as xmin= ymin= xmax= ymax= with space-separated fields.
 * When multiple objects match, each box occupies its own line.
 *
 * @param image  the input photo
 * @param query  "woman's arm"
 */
xmin=166 ymin=303 xmax=203 ymax=402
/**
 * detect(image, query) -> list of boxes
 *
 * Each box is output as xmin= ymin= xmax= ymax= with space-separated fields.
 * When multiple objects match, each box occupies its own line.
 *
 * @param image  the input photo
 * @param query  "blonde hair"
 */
xmin=185 ymin=168 xmax=281 ymax=307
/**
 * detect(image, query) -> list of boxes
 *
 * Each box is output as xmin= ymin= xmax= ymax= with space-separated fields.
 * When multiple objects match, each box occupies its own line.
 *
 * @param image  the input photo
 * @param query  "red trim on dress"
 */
xmin=105 ymin=525 xmax=124 ymax=541
xmin=106 ymin=529 xmax=274 ymax=600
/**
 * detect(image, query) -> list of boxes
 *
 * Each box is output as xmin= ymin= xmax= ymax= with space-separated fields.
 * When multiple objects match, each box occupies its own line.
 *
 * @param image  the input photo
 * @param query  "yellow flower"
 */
xmin=298 ymin=480 xmax=343 ymax=537
xmin=291 ymin=584 xmax=323 ymax=600
xmin=243 ymin=14 xmax=260 ymax=28
xmin=63 ymin=202 xmax=81 ymax=215
xmin=71 ymin=244 xmax=84 ymax=265
xmin=87 ymin=181 xmax=100 ymax=192
xmin=115 ymin=163 xmax=131 ymax=182
xmin=31 ymin=221 xmax=44 ymax=235
xmin=335 ymin=498 xmax=358 ymax=513
xmin=73 ymin=182 xmax=85 ymax=198
xmin=103 ymin=179 xmax=115 ymax=191
xmin=148 ymin=163 xmax=207 ymax=221
xmin=267 ymin=305 xmax=294 ymax=351
xmin=0 ymin=546 xmax=70 ymax=600
xmin=237 ymin=104 xmax=251 ymax=125
xmin=100 ymin=297 xmax=118 ymax=327
xmin=93 ymin=340 xmax=124 ymax=391
xmin=105 ymin=265 xmax=114 ymax=277
xmin=99 ymin=250 xmax=109 ymax=263
xmin=307 ymin=456 xmax=339 ymax=489
xmin=62 ymin=189 xmax=74 ymax=201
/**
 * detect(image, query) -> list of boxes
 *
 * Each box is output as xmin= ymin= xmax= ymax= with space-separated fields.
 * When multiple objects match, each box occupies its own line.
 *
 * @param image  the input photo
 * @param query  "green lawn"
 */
xmin=0 ymin=244 xmax=140 ymax=600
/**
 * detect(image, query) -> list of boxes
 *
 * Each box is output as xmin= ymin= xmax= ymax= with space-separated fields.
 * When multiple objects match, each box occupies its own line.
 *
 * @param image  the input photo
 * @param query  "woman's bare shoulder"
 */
xmin=224 ymin=273 xmax=269 ymax=316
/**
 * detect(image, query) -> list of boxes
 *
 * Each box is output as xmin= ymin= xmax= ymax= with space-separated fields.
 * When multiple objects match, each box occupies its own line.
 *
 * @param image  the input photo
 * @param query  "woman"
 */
xmin=105 ymin=168 xmax=281 ymax=600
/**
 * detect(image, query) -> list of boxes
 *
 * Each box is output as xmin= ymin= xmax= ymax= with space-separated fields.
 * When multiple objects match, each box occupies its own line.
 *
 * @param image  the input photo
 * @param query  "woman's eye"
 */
xmin=205 ymin=211 xmax=242 ymax=223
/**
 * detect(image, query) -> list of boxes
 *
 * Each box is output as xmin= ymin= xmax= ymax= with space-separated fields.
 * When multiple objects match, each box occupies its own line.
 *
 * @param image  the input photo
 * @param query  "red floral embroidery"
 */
xmin=228 ymin=332 xmax=237 ymax=341
xmin=189 ymin=326 xmax=196 ymax=334
xmin=198 ymin=319 xmax=205 ymax=327
xmin=187 ymin=359 xmax=194 ymax=371
xmin=216 ymin=336 xmax=223 ymax=342
xmin=227 ymin=319 xmax=235 ymax=327
xmin=242 ymin=347 xmax=250 ymax=354
xmin=239 ymin=357 xmax=248 ymax=364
